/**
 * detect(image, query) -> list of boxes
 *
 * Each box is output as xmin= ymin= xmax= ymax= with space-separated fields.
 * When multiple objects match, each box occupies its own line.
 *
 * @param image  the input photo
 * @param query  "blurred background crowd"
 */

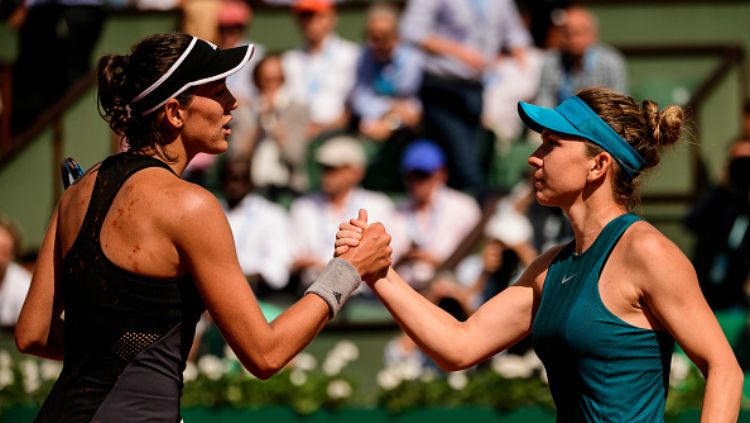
xmin=0 ymin=0 xmax=749 ymax=374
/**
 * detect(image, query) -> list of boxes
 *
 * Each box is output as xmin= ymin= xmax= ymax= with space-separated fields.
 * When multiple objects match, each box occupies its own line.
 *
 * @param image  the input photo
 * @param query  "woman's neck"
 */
xmin=564 ymin=195 xmax=628 ymax=255
xmin=139 ymin=142 xmax=189 ymax=176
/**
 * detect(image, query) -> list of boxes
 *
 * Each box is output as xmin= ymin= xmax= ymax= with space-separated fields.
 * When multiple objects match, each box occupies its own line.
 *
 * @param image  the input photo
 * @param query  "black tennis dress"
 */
xmin=34 ymin=152 xmax=206 ymax=422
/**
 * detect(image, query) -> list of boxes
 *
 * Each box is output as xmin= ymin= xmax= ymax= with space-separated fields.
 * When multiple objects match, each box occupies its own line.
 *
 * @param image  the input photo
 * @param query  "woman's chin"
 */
xmin=534 ymin=191 xmax=555 ymax=207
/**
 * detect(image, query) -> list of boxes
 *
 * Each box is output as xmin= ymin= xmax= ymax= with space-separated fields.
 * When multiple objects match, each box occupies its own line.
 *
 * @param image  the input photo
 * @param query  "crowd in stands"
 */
xmin=1 ymin=0 xmax=749 ymax=368
xmin=174 ymin=0 xmax=633 ymax=304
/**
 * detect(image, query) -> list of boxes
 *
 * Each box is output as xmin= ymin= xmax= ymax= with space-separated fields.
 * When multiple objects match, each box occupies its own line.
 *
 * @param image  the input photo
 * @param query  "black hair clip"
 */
xmin=61 ymin=157 xmax=85 ymax=189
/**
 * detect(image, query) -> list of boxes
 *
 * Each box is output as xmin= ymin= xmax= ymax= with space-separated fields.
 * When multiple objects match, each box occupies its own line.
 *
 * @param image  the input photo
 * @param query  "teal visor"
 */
xmin=518 ymin=96 xmax=646 ymax=178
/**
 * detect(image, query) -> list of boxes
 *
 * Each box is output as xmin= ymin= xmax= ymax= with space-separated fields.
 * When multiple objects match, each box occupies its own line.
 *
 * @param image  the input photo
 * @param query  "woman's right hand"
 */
xmin=336 ymin=209 xmax=392 ymax=284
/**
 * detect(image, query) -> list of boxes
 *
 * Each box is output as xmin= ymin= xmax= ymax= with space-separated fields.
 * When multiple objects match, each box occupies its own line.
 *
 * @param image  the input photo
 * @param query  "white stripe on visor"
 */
xmin=127 ymin=36 xmax=253 ymax=117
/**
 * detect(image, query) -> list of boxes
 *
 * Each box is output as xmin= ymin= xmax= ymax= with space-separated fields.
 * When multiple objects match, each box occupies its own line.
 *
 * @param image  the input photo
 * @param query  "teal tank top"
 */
xmin=531 ymin=213 xmax=674 ymax=422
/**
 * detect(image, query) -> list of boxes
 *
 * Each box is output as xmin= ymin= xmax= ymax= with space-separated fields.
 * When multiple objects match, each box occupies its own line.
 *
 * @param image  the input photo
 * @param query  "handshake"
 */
xmin=304 ymin=209 xmax=393 ymax=318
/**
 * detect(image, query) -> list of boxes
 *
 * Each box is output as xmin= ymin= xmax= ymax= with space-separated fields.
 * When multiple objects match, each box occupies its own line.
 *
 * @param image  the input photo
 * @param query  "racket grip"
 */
xmin=61 ymin=157 xmax=85 ymax=189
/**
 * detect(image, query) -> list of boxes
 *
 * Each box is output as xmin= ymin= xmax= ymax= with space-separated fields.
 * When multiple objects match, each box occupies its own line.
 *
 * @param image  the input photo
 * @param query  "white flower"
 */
xmin=183 ymin=361 xmax=198 ymax=382
xmin=394 ymin=361 xmax=421 ymax=381
xmin=447 ymin=371 xmax=468 ymax=390
xmin=197 ymin=355 xmax=225 ymax=380
xmin=376 ymin=368 xmax=401 ymax=391
xmin=225 ymin=385 xmax=242 ymax=403
xmin=539 ymin=367 xmax=548 ymax=384
xmin=420 ymin=368 xmax=437 ymax=383
xmin=223 ymin=345 xmax=238 ymax=363
xmin=670 ymin=354 xmax=692 ymax=387
xmin=0 ymin=350 xmax=12 ymax=369
xmin=0 ymin=366 xmax=14 ymax=389
xmin=491 ymin=353 xmax=534 ymax=379
xmin=332 ymin=341 xmax=359 ymax=362
xmin=289 ymin=369 xmax=307 ymax=386
xmin=293 ymin=352 xmax=317 ymax=372
xmin=322 ymin=356 xmax=346 ymax=376
xmin=327 ymin=379 xmax=352 ymax=399
xmin=20 ymin=359 xmax=40 ymax=393
xmin=39 ymin=361 xmax=63 ymax=381
xmin=522 ymin=350 xmax=543 ymax=370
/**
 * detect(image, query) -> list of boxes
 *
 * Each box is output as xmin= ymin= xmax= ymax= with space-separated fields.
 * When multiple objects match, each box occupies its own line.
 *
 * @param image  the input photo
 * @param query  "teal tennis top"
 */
xmin=531 ymin=213 xmax=674 ymax=422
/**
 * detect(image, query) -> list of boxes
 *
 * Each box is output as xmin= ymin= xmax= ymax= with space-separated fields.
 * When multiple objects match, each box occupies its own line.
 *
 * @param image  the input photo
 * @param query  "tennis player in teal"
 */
xmin=337 ymin=87 xmax=743 ymax=421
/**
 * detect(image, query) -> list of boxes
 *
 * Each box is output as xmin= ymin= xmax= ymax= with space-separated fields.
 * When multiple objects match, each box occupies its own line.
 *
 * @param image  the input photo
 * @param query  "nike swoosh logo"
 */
xmin=561 ymin=274 xmax=576 ymax=285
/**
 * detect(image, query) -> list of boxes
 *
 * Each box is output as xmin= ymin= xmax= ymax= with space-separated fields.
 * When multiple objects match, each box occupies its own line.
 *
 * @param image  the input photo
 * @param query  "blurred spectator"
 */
xmin=400 ymin=0 xmax=531 ymax=193
xmin=0 ymin=216 xmax=31 ymax=328
xmin=685 ymin=137 xmax=750 ymax=310
xmin=351 ymin=2 xmax=423 ymax=192
xmin=500 ymin=173 xmax=574 ymax=253
xmin=471 ymin=196 xmax=537 ymax=302
xmin=394 ymin=140 xmax=481 ymax=290
xmin=384 ymin=329 xmax=429 ymax=369
xmin=352 ymin=3 xmax=423 ymax=141
xmin=247 ymin=54 xmax=311 ymax=195
xmin=385 ymin=269 xmax=470 ymax=371
xmin=535 ymin=6 xmax=627 ymax=108
xmin=289 ymin=135 xmax=405 ymax=289
xmin=282 ymin=0 xmax=359 ymax=140
xmin=743 ymin=101 xmax=750 ymax=138
xmin=482 ymin=43 xmax=544 ymax=151
xmin=449 ymin=187 xmax=538 ymax=312
xmin=181 ymin=0 xmax=222 ymax=44
xmin=10 ymin=0 xmax=105 ymax=133
xmin=218 ymin=0 xmax=265 ymax=107
xmin=219 ymin=155 xmax=293 ymax=293
xmin=516 ymin=0 xmax=570 ymax=48
xmin=131 ymin=0 xmax=178 ymax=11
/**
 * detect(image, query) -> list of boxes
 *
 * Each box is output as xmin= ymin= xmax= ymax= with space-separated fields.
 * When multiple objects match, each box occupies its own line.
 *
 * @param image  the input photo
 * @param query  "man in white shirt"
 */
xmin=0 ymin=217 xmax=31 ymax=328
xmin=290 ymin=135 xmax=405 ymax=289
xmin=282 ymin=0 xmax=360 ymax=140
xmin=394 ymin=140 xmax=481 ymax=290
xmin=219 ymin=156 xmax=293 ymax=292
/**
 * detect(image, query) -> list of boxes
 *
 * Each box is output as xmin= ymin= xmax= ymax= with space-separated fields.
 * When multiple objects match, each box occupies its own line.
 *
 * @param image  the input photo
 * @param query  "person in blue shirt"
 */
xmin=337 ymin=86 xmax=743 ymax=422
xmin=351 ymin=2 xmax=423 ymax=142
xmin=350 ymin=2 xmax=424 ymax=192
xmin=400 ymin=0 xmax=531 ymax=193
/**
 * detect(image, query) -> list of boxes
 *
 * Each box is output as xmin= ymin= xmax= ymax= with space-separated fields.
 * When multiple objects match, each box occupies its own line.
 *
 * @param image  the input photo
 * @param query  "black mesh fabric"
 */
xmin=33 ymin=152 xmax=205 ymax=423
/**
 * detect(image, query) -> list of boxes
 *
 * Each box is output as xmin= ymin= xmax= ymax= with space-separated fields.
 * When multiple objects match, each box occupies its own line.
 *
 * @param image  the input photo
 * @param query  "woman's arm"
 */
xmin=368 ymin=252 xmax=550 ymax=371
xmin=16 ymin=207 xmax=65 ymax=360
xmin=336 ymin=217 xmax=558 ymax=371
xmin=630 ymin=227 xmax=743 ymax=422
xmin=173 ymin=194 xmax=390 ymax=379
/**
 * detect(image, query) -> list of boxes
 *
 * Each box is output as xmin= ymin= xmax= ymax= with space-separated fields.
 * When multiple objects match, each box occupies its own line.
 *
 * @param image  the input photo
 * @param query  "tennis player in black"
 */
xmin=16 ymin=32 xmax=392 ymax=422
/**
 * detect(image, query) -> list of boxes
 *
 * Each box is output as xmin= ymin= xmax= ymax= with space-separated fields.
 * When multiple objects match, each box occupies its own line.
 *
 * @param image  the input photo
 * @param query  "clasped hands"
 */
xmin=335 ymin=209 xmax=392 ymax=284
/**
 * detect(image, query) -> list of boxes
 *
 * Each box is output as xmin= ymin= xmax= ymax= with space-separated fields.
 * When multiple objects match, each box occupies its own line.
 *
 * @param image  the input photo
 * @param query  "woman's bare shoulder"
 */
xmin=617 ymin=220 xmax=695 ymax=292
xmin=619 ymin=220 xmax=683 ymax=263
xmin=144 ymin=174 xmax=225 ymax=221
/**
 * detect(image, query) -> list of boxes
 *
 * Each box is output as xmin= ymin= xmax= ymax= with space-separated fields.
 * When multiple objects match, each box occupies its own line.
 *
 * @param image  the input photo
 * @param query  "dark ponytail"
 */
xmin=96 ymin=32 xmax=195 ymax=153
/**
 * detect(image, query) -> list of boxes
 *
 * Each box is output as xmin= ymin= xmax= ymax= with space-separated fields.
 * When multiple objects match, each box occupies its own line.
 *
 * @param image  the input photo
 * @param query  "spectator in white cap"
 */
xmin=394 ymin=139 xmax=481 ymax=290
xmin=290 ymin=135 xmax=407 ymax=290
xmin=469 ymin=205 xmax=538 ymax=304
